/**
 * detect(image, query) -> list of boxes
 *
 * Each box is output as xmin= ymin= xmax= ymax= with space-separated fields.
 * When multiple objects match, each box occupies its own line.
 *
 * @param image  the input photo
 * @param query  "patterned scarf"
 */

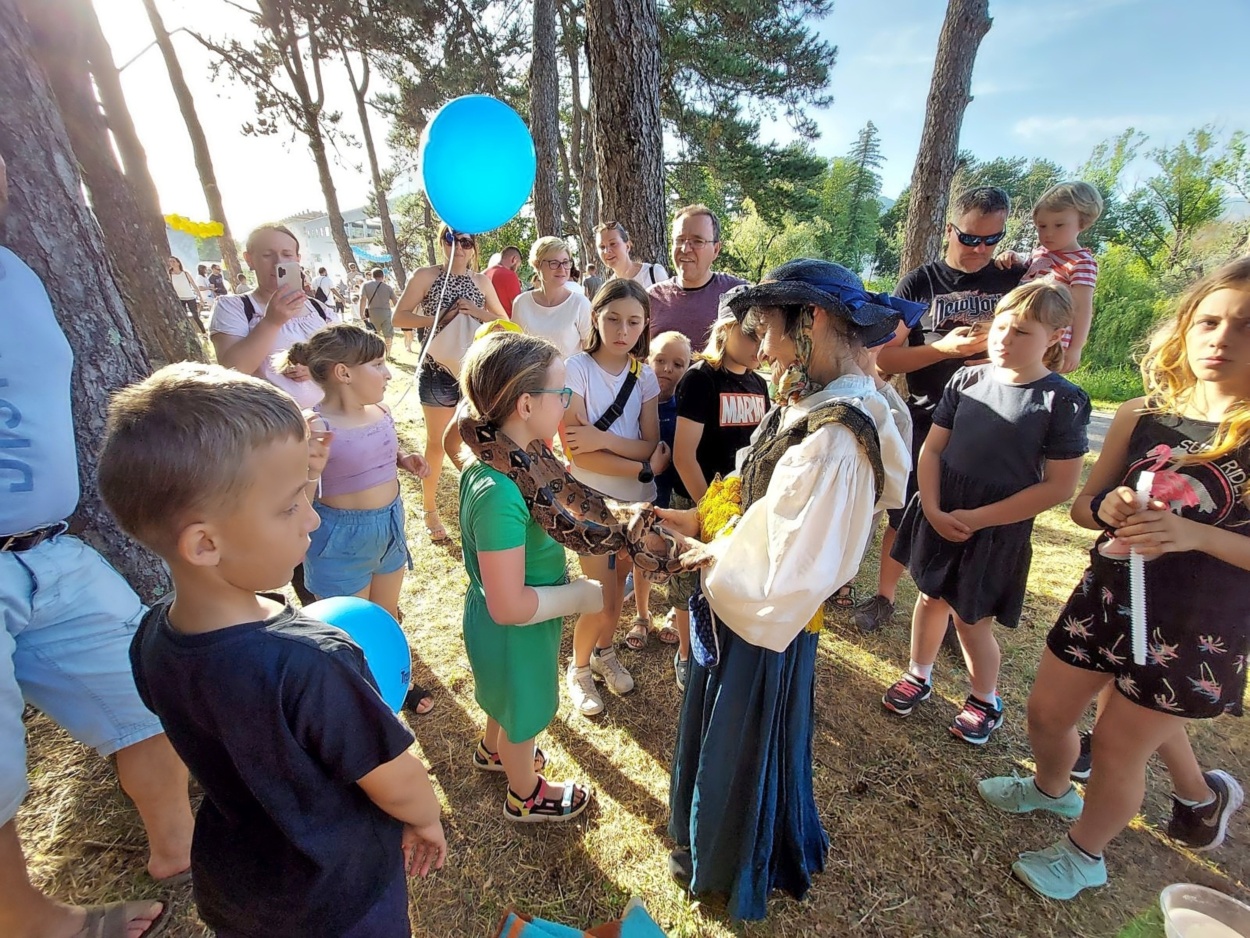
xmin=770 ymin=305 xmax=821 ymax=405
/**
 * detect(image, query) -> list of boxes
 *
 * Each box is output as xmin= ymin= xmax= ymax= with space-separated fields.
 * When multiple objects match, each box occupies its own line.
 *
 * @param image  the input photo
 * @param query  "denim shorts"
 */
xmin=0 ymin=535 xmax=162 ymax=825
xmin=304 ymin=495 xmax=412 ymax=598
xmin=417 ymin=360 xmax=461 ymax=408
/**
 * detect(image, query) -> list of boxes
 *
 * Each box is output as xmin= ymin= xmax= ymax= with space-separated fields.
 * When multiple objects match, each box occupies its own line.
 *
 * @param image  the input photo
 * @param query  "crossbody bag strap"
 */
xmin=592 ymin=358 xmax=641 ymax=432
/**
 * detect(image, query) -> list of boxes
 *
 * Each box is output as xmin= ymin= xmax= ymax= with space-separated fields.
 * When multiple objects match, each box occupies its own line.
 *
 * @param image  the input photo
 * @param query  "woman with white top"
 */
xmin=595 ymin=221 xmax=668 ymax=288
xmin=167 ymin=256 xmax=206 ymax=335
xmin=510 ymin=237 xmax=593 ymax=360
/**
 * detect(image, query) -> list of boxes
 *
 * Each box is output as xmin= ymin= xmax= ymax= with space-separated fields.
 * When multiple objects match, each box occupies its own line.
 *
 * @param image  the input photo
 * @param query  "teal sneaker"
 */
xmin=978 ymin=775 xmax=1084 ymax=819
xmin=1012 ymin=837 xmax=1107 ymax=900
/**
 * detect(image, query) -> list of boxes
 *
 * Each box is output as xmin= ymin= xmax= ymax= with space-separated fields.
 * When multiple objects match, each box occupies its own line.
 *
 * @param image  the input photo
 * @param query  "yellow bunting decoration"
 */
xmin=164 ymin=214 xmax=224 ymax=239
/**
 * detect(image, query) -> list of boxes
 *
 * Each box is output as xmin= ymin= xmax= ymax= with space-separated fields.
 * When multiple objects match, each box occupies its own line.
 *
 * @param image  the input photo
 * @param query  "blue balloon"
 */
xmin=303 ymin=597 xmax=412 ymax=713
xmin=419 ymin=95 xmax=537 ymax=235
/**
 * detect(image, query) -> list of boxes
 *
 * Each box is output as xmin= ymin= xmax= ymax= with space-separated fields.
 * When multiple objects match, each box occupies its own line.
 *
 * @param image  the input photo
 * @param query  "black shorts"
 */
xmin=417 ymin=360 xmax=461 ymax=408
xmin=1045 ymin=551 xmax=1247 ymax=719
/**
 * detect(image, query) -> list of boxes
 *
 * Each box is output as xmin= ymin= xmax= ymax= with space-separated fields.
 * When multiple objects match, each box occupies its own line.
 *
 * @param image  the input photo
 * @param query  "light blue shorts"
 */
xmin=304 ymin=495 xmax=411 ymax=598
xmin=0 ymin=535 xmax=162 ymax=825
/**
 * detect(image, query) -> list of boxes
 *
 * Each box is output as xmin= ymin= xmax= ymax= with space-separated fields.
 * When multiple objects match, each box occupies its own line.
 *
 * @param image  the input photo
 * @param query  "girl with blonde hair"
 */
xmin=981 ymin=258 xmax=1250 ymax=899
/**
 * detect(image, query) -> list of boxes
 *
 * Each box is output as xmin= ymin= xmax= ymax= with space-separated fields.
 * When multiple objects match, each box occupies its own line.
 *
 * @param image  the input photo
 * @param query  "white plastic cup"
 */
xmin=1161 ymin=883 xmax=1250 ymax=938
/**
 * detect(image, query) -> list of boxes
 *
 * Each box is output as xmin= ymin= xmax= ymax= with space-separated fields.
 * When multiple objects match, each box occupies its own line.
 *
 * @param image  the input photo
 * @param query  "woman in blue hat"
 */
xmin=659 ymin=259 xmax=922 ymax=920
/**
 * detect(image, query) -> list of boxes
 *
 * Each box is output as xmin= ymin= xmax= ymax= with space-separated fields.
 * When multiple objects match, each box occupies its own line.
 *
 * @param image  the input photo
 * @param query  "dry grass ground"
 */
xmin=18 ymin=352 xmax=1250 ymax=936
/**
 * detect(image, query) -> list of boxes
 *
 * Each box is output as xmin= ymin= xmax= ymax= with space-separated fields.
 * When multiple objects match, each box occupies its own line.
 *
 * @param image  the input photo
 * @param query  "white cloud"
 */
xmin=1011 ymin=114 xmax=1179 ymax=143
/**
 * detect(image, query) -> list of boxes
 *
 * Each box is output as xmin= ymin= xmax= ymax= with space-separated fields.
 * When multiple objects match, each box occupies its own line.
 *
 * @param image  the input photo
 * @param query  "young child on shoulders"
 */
xmin=623 ymin=330 xmax=692 ymax=651
xmin=457 ymin=332 xmax=603 ymax=821
xmin=997 ymin=180 xmax=1103 ymax=374
xmin=979 ymin=258 xmax=1250 ymax=900
xmin=281 ymin=323 xmax=435 ymax=714
xmin=560 ymin=278 xmax=671 ymax=716
xmin=667 ymin=300 xmax=768 ymax=689
xmin=884 ymin=281 xmax=1091 ymax=745
xmin=98 ymin=363 xmax=445 ymax=938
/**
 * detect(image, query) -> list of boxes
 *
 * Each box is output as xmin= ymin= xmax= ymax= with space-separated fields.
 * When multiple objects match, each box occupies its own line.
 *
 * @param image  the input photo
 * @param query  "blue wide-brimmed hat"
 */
xmin=727 ymin=258 xmax=925 ymax=347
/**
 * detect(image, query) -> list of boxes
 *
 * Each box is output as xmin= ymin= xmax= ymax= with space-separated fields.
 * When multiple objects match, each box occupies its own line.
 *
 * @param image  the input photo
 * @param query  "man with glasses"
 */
xmin=647 ymin=204 xmax=746 ymax=345
xmin=853 ymin=186 xmax=1027 ymax=634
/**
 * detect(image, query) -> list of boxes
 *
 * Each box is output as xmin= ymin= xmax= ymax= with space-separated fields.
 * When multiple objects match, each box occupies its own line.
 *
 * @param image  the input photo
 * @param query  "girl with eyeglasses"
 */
xmin=393 ymin=224 xmax=507 ymax=542
xmin=560 ymin=279 xmax=671 ymax=717
xmin=457 ymin=331 xmax=602 ymax=822
xmin=510 ymin=237 xmax=593 ymax=360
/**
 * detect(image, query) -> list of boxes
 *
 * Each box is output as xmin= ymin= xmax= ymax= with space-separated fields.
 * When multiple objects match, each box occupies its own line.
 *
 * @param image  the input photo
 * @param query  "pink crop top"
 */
xmin=315 ymin=408 xmax=399 ymax=497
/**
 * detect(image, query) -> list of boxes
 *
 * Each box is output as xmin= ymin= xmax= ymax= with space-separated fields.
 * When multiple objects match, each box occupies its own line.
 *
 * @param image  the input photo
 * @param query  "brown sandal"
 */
xmin=624 ymin=616 xmax=649 ymax=651
xmin=76 ymin=900 xmax=174 ymax=938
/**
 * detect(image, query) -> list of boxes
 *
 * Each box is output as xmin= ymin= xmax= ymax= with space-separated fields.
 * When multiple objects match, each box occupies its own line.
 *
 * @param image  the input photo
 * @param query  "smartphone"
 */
xmin=967 ymin=319 xmax=990 ymax=337
xmin=275 ymin=260 xmax=302 ymax=293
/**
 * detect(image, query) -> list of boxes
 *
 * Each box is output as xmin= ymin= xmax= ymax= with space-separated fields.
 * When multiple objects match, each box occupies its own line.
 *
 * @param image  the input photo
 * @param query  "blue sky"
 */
xmin=100 ymin=0 xmax=1249 ymax=231
xmin=792 ymin=0 xmax=1250 ymax=197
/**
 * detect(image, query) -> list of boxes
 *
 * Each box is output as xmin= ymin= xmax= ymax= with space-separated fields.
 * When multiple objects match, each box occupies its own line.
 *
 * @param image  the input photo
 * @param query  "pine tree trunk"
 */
xmin=345 ymin=50 xmax=406 ymax=288
xmin=899 ymin=0 xmax=991 ymax=275
xmin=21 ymin=0 xmax=203 ymax=368
xmin=422 ymin=194 xmax=436 ymax=264
xmin=560 ymin=3 xmax=599 ymax=264
xmin=140 ymin=0 xmax=242 ymax=282
xmin=585 ymin=0 xmax=666 ymax=263
xmin=530 ymin=0 xmax=562 ymax=237
xmin=0 ymin=0 xmax=170 ymax=599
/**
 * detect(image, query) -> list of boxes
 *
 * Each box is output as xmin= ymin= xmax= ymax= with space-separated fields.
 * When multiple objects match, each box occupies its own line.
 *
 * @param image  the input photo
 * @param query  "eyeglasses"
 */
xmin=675 ymin=236 xmax=715 ymax=249
xmin=442 ymin=232 xmax=476 ymax=249
xmin=541 ymin=259 xmax=573 ymax=270
xmin=532 ymin=387 xmax=573 ymax=408
xmin=949 ymin=223 xmax=1006 ymax=248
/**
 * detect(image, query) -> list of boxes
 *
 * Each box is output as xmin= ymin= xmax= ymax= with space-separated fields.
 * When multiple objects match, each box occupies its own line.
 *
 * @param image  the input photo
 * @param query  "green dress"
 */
xmin=459 ymin=460 xmax=568 ymax=741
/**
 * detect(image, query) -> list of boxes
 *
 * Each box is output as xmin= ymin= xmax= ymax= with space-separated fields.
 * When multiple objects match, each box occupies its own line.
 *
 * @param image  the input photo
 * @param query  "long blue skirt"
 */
xmin=668 ymin=622 xmax=828 ymax=921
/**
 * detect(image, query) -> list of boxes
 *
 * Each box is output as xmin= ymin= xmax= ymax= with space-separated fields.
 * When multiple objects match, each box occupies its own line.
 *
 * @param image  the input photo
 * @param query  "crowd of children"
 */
xmin=70 ymin=182 xmax=1250 ymax=933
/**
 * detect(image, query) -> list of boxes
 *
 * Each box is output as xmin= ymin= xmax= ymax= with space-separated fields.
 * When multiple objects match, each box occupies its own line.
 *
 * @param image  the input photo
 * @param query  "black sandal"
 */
xmin=832 ymin=584 xmax=855 ymax=608
xmin=472 ymin=739 xmax=547 ymax=773
xmin=504 ymin=776 xmax=591 ymax=823
xmin=402 ymin=685 xmax=435 ymax=715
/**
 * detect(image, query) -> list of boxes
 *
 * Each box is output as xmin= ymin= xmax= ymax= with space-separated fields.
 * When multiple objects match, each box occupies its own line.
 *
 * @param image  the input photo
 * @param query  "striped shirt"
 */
xmin=1022 ymin=246 xmax=1098 ymax=347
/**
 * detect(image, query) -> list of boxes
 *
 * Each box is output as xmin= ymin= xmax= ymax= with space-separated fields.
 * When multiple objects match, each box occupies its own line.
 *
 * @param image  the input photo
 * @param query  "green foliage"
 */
xmin=1081 ymin=245 xmax=1166 ymax=371
xmin=720 ymin=198 xmax=830 ymax=282
xmin=1071 ymin=366 xmax=1144 ymax=406
xmin=872 ymin=187 xmax=909 ymax=278
xmin=819 ymin=122 xmax=884 ymax=272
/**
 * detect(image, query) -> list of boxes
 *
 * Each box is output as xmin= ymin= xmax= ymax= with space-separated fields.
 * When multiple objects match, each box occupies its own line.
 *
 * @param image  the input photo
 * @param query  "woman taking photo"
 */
xmin=167 ymin=256 xmax=206 ymax=335
xmin=510 ymin=236 xmax=592 ymax=360
xmin=659 ymin=259 xmax=918 ymax=921
xmin=595 ymin=221 xmax=668 ymax=288
xmin=393 ymin=224 xmax=507 ymax=542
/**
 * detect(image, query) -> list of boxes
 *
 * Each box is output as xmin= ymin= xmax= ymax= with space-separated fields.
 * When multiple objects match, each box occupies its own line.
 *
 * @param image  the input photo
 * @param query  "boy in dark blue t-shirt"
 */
xmin=98 ymin=363 xmax=445 ymax=938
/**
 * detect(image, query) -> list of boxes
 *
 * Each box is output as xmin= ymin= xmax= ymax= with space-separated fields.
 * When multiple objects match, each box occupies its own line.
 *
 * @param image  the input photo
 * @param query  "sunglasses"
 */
xmin=532 ymin=387 xmax=573 ymax=408
xmin=442 ymin=232 xmax=476 ymax=250
xmin=949 ymin=223 xmax=1006 ymax=248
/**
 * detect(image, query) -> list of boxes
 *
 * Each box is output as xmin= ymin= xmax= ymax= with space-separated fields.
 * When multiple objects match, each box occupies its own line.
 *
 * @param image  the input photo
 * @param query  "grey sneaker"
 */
xmin=566 ymin=664 xmax=604 ymax=716
xmin=978 ymin=774 xmax=1084 ymax=819
xmin=589 ymin=646 xmax=635 ymax=695
xmin=674 ymin=653 xmax=690 ymax=692
xmin=853 ymin=594 xmax=894 ymax=633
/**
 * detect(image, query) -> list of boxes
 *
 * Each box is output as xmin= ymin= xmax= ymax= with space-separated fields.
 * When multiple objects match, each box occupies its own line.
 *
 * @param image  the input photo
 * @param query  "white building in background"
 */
xmin=280 ymin=206 xmax=386 ymax=275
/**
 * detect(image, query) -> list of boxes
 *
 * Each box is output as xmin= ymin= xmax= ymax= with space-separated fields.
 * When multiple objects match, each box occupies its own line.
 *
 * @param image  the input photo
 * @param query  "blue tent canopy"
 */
xmin=351 ymin=245 xmax=392 ymax=264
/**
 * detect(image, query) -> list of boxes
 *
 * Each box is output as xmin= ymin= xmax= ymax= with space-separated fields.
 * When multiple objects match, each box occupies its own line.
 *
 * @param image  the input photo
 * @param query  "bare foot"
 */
xmin=36 ymin=900 xmax=165 ymax=938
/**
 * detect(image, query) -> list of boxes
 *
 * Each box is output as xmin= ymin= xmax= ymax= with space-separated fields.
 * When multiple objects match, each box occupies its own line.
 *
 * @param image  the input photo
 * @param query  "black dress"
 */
xmin=891 ymin=365 xmax=1090 ymax=627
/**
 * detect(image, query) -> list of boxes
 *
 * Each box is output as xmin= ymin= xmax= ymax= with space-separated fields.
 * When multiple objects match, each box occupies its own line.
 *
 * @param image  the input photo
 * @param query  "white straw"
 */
xmin=1130 ymin=470 xmax=1154 ymax=666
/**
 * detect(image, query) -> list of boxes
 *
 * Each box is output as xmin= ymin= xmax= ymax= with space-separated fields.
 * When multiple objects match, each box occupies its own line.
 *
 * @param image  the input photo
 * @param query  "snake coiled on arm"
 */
xmin=458 ymin=414 xmax=710 ymax=584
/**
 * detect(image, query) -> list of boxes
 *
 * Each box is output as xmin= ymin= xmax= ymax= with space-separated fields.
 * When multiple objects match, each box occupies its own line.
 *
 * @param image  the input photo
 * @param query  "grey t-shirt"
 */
xmin=934 ymin=364 xmax=1090 ymax=493
xmin=361 ymin=280 xmax=395 ymax=310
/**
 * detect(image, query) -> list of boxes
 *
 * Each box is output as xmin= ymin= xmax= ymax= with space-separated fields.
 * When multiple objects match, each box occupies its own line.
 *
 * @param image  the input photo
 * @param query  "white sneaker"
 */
xmin=589 ymin=646 xmax=635 ymax=695
xmin=566 ymin=664 xmax=604 ymax=716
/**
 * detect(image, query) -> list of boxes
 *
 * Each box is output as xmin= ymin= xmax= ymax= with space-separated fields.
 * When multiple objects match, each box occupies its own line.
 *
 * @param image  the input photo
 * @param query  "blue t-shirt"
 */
xmin=655 ymin=394 xmax=679 ymax=508
xmin=0 ymin=247 xmax=78 ymax=533
xmin=130 ymin=597 xmax=415 ymax=936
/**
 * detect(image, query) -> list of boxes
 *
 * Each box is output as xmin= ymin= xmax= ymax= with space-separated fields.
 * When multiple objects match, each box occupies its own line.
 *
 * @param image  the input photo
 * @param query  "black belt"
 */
xmin=0 ymin=521 xmax=68 ymax=552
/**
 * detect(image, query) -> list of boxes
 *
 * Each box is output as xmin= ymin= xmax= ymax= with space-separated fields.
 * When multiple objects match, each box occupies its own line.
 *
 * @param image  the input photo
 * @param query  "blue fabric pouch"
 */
xmin=689 ymin=584 xmax=720 ymax=668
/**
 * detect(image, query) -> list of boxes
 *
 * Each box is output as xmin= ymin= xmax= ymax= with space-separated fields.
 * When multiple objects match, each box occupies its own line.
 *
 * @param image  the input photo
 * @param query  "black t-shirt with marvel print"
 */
xmin=130 ymin=596 xmax=414 ymax=936
xmin=673 ymin=360 xmax=769 ymax=499
xmin=896 ymin=258 xmax=1025 ymax=416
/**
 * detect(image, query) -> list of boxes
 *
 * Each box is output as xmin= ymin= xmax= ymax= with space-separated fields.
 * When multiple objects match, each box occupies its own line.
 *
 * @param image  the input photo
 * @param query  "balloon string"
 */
xmin=413 ymin=241 xmax=455 ymax=379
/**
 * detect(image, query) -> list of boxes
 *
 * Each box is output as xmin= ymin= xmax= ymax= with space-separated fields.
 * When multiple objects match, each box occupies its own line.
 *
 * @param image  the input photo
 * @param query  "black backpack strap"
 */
xmin=592 ymin=359 xmax=641 ymax=432
xmin=242 ymin=294 xmax=256 ymax=323
xmin=308 ymin=298 xmax=331 ymax=322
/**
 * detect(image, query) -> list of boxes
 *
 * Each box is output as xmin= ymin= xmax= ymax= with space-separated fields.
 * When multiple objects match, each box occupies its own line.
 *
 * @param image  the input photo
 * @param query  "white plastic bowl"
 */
xmin=1161 ymin=884 xmax=1250 ymax=938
